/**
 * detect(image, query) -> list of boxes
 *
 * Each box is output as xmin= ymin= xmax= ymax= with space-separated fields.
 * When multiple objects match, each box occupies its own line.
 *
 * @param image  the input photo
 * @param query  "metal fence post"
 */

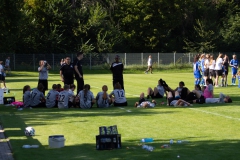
xmin=90 ymin=53 xmax=92 ymax=70
xmin=174 ymin=52 xmax=176 ymax=66
xmin=141 ymin=53 xmax=143 ymax=66
xmin=189 ymin=53 xmax=190 ymax=64
xmin=13 ymin=53 xmax=15 ymax=71
xmin=52 ymin=53 xmax=55 ymax=70
xmin=33 ymin=54 xmax=35 ymax=71
xmin=125 ymin=53 xmax=126 ymax=67
xmin=158 ymin=52 xmax=159 ymax=67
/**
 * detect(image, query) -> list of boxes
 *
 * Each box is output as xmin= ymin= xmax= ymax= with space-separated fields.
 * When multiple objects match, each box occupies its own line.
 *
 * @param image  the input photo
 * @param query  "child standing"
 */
xmin=46 ymin=84 xmax=59 ymax=108
xmin=23 ymin=85 xmax=31 ymax=108
xmin=96 ymin=85 xmax=111 ymax=108
xmin=230 ymin=55 xmax=239 ymax=85
xmin=109 ymin=83 xmax=127 ymax=106
xmin=78 ymin=84 xmax=95 ymax=109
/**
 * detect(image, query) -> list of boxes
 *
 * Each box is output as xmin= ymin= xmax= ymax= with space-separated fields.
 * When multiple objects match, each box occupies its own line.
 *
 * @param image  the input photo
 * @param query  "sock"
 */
xmin=221 ymin=79 xmax=224 ymax=86
xmin=233 ymin=78 xmax=236 ymax=84
xmin=232 ymin=78 xmax=234 ymax=84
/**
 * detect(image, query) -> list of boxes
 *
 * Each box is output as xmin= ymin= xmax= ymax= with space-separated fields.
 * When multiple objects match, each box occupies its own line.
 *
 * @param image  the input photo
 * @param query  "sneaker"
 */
xmin=215 ymin=85 xmax=219 ymax=87
xmin=233 ymin=83 xmax=236 ymax=85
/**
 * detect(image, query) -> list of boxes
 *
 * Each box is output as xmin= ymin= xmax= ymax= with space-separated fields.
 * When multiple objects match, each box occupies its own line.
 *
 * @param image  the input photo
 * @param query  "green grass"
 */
xmin=0 ymin=71 xmax=240 ymax=160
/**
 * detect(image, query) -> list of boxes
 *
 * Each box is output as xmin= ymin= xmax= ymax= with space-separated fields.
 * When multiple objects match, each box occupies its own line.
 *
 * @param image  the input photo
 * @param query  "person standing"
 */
xmin=214 ymin=53 xmax=224 ymax=87
xmin=229 ymin=54 xmax=239 ymax=85
xmin=5 ymin=57 xmax=10 ymax=75
xmin=145 ymin=55 xmax=153 ymax=74
xmin=73 ymin=52 xmax=84 ymax=94
xmin=38 ymin=60 xmax=51 ymax=95
xmin=110 ymin=55 xmax=124 ymax=90
xmin=60 ymin=57 xmax=74 ymax=85
xmin=223 ymin=54 xmax=229 ymax=86
xmin=0 ymin=61 xmax=7 ymax=88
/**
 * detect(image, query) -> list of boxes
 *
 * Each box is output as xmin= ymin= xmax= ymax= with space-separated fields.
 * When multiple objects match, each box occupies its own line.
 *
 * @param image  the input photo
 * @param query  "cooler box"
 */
xmin=48 ymin=135 xmax=65 ymax=148
xmin=4 ymin=97 xmax=15 ymax=104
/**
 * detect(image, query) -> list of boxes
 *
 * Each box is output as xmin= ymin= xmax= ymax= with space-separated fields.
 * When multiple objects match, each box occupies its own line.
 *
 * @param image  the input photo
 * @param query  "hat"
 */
xmin=115 ymin=55 xmax=120 ymax=58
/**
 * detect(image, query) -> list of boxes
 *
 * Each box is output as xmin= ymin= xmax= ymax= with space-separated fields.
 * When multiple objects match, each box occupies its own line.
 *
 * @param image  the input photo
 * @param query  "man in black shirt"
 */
xmin=60 ymin=57 xmax=74 ymax=85
xmin=110 ymin=55 xmax=124 ymax=90
xmin=73 ymin=52 xmax=84 ymax=94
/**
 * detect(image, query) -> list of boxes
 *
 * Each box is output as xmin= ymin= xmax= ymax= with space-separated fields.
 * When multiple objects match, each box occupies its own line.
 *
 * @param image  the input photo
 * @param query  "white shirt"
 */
xmin=110 ymin=89 xmax=127 ymax=103
xmin=147 ymin=58 xmax=152 ymax=66
xmin=215 ymin=58 xmax=223 ymax=70
xmin=0 ymin=64 xmax=3 ymax=74
xmin=209 ymin=60 xmax=215 ymax=70
xmin=204 ymin=59 xmax=209 ymax=69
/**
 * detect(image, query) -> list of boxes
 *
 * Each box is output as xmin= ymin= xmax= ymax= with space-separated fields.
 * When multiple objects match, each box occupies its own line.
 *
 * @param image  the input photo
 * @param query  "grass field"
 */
xmin=0 ymin=71 xmax=240 ymax=160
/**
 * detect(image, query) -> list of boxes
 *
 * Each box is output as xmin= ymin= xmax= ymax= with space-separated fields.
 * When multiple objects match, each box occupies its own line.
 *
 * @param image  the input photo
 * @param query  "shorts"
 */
xmin=232 ymin=68 xmax=237 ymax=75
xmin=114 ymin=101 xmax=128 ymax=106
xmin=151 ymin=92 xmax=163 ymax=98
xmin=38 ymin=79 xmax=48 ymax=90
xmin=209 ymin=69 xmax=216 ymax=78
xmin=203 ymin=69 xmax=209 ymax=77
xmin=215 ymin=70 xmax=222 ymax=76
xmin=168 ymin=97 xmax=174 ymax=106
xmin=0 ymin=74 xmax=5 ymax=81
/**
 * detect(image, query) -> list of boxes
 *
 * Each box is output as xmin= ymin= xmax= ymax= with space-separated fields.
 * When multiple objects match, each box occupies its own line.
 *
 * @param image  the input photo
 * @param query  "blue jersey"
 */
xmin=193 ymin=62 xmax=201 ymax=78
xmin=230 ymin=59 xmax=238 ymax=75
xmin=200 ymin=59 xmax=205 ymax=72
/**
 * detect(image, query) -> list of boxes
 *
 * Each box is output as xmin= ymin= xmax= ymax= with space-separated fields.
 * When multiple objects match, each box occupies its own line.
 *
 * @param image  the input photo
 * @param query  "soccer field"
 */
xmin=0 ymin=71 xmax=240 ymax=160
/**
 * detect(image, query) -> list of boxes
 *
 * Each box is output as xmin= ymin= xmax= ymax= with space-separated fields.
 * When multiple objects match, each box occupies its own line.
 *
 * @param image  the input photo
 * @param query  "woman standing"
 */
xmin=214 ymin=53 xmax=224 ymax=87
xmin=38 ymin=60 xmax=51 ymax=95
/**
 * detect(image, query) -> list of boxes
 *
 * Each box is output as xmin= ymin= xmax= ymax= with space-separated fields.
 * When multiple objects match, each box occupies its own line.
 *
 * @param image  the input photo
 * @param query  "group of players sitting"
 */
xmin=22 ymin=77 xmax=232 ymax=109
xmin=135 ymin=78 xmax=233 ymax=108
xmin=22 ymin=82 xmax=128 ymax=109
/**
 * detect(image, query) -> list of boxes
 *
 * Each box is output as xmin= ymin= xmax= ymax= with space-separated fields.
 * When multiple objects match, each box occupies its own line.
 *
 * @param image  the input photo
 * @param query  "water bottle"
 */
xmin=170 ymin=139 xmax=173 ymax=144
xmin=22 ymin=145 xmax=39 ymax=148
xmin=141 ymin=138 xmax=153 ymax=143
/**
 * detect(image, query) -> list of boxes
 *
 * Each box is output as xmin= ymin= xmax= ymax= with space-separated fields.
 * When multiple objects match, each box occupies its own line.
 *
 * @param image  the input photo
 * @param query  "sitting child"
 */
xmin=30 ymin=83 xmax=46 ymax=108
xmin=68 ymin=84 xmax=76 ymax=107
xmin=23 ymin=85 xmax=31 ymax=108
xmin=46 ymin=84 xmax=59 ymax=108
xmin=78 ymin=84 xmax=95 ymax=109
xmin=167 ymin=91 xmax=192 ymax=107
xmin=58 ymin=84 xmax=74 ymax=109
xmin=146 ymin=79 xmax=166 ymax=99
xmin=57 ymin=84 xmax=64 ymax=92
xmin=96 ymin=85 xmax=111 ymax=108
xmin=135 ymin=93 xmax=156 ymax=108
xmin=109 ymin=83 xmax=128 ymax=106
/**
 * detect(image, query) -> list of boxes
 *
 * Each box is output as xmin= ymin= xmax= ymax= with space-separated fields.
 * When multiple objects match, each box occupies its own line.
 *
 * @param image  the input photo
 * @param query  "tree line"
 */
xmin=1 ymin=0 xmax=240 ymax=54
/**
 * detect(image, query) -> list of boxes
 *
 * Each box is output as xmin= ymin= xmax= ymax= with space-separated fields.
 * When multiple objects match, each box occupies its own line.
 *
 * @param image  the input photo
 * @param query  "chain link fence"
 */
xmin=0 ymin=53 xmax=239 ymax=71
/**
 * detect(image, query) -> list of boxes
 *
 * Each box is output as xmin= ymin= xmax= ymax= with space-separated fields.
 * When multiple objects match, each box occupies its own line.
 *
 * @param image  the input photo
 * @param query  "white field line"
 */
xmin=189 ymin=108 xmax=240 ymax=121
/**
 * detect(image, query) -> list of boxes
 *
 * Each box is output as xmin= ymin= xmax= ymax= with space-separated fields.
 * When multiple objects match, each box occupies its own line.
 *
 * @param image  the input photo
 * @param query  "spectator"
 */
xmin=145 ymin=55 xmax=153 ymax=74
xmin=5 ymin=57 xmax=10 ymax=75
xmin=78 ymin=84 xmax=95 ymax=109
xmin=109 ymin=83 xmax=127 ymax=106
xmin=73 ymin=52 xmax=84 ymax=94
xmin=30 ymin=83 xmax=46 ymax=108
xmin=0 ymin=61 xmax=7 ymax=88
xmin=110 ymin=55 xmax=124 ymax=90
xmin=60 ymin=57 xmax=74 ymax=85
xmin=46 ymin=84 xmax=59 ymax=108
xmin=96 ymin=85 xmax=112 ymax=108
xmin=38 ymin=60 xmax=51 ymax=95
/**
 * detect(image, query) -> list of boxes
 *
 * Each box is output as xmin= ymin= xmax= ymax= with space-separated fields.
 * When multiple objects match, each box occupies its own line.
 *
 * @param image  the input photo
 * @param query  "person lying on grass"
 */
xmin=205 ymin=93 xmax=232 ymax=103
xmin=134 ymin=92 xmax=157 ymax=108
xmin=167 ymin=91 xmax=192 ymax=107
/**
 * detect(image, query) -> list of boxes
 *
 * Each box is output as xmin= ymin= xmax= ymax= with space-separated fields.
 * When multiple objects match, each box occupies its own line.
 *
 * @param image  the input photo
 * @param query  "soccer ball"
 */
xmin=24 ymin=127 xmax=35 ymax=136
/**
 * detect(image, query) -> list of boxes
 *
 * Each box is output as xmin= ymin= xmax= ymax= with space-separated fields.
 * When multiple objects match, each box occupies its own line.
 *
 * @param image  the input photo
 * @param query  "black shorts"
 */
xmin=215 ymin=70 xmax=223 ymax=76
xmin=203 ymin=69 xmax=209 ymax=77
xmin=64 ymin=78 xmax=74 ymax=85
xmin=209 ymin=69 xmax=216 ymax=78
xmin=151 ymin=92 xmax=163 ymax=98
xmin=168 ymin=97 xmax=175 ymax=106
xmin=0 ymin=74 xmax=5 ymax=81
xmin=114 ymin=101 xmax=128 ymax=106
xmin=38 ymin=79 xmax=48 ymax=90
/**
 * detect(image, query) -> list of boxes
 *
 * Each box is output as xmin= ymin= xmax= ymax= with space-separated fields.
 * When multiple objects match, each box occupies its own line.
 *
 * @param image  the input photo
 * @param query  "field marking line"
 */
xmin=189 ymin=108 xmax=240 ymax=121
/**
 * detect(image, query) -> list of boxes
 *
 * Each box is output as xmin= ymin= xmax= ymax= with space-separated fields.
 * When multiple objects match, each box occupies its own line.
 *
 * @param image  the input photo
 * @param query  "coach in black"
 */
xmin=110 ymin=55 xmax=124 ymax=90
xmin=73 ymin=52 xmax=84 ymax=94
xmin=60 ymin=57 xmax=74 ymax=85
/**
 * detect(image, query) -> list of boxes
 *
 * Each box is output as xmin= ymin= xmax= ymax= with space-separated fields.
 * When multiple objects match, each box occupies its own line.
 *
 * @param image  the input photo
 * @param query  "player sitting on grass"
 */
xmin=109 ymin=82 xmax=128 ymax=106
xmin=135 ymin=92 xmax=157 ymax=108
xmin=167 ymin=91 xmax=192 ymax=107
xmin=46 ymin=84 xmax=59 ymax=108
xmin=23 ymin=85 xmax=31 ymax=108
xmin=58 ymin=84 xmax=74 ymax=109
xmin=68 ymin=84 xmax=77 ymax=108
xmin=30 ymin=83 xmax=46 ymax=108
xmin=147 ymin=79 xmax=166 ymax=99
xmin=96 ymin=85 xmax=112 ymax=108
xmin=78 ymin=84 xmax=95 ymax=109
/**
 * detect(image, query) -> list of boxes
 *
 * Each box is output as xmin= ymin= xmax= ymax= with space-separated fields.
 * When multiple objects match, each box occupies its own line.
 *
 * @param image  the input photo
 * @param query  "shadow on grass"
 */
xmin=7 ymin=138 xmax=240 ymax=160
